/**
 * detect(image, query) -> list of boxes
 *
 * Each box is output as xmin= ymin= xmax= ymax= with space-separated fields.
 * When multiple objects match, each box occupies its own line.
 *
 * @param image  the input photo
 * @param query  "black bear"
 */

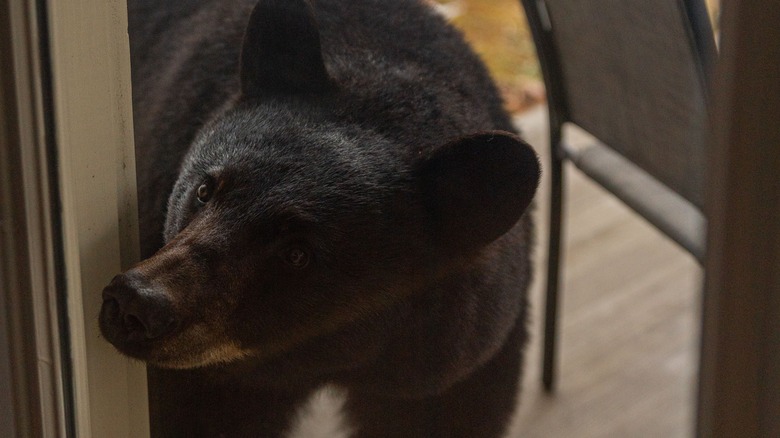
xmin=99 ymin=0 xmax=540 ymax=436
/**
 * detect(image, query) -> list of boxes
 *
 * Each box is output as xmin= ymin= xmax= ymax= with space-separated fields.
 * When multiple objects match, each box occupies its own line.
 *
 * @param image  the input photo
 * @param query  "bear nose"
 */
xmin=101 ymin=273 xmax=178 ymax=342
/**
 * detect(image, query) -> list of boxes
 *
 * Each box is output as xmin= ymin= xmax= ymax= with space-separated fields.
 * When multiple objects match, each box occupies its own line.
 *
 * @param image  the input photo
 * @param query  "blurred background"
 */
xmin=430 ymin=0 xmax=721 ymax=114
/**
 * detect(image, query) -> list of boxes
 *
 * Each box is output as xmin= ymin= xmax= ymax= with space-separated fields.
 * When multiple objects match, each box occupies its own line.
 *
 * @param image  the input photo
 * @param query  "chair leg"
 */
xmin=542 ymin=142 xmax=565 ymax=393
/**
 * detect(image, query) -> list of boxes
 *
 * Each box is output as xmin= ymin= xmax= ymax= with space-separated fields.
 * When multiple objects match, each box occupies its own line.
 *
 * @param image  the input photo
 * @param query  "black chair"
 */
xmin=519 ymin=0 xmax=718 ymax=391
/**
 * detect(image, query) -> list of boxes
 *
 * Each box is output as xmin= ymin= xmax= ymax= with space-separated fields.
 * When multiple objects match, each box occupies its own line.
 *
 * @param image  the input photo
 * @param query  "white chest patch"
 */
xmin=285 ymin=385 xmax=353 ymax=438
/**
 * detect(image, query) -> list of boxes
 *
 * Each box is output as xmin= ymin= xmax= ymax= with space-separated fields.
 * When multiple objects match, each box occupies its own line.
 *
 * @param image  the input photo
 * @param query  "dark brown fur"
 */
xmin=99 ymin=0 xmax=540 ymax=436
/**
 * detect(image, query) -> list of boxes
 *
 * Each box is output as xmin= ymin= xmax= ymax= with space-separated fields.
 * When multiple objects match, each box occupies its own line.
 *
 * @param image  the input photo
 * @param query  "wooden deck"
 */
xmin=508 ymin=106 xmax=702 ymax=437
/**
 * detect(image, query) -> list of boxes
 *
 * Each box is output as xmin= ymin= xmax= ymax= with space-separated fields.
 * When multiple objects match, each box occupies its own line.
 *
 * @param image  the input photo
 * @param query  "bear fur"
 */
xmin=99 ymin=0 xmax=540 ymax=436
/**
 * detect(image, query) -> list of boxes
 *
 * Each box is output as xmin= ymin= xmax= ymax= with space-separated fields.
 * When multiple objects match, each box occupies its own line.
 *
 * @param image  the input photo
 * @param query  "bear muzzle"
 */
xmin=100 ymin=271 xmax=179 ymax=347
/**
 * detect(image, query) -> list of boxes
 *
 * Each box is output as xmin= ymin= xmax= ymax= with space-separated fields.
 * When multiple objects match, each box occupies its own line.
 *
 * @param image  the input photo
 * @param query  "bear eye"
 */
xmin=196 ymin=179 xmax=214 ymax=204
xmin=283 ymin=246 xmax=310 ymax=269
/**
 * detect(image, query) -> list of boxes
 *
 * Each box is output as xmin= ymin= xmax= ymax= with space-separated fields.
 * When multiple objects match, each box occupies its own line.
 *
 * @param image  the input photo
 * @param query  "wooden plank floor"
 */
xmin=507 ymin=106 xmax=702 ymax=437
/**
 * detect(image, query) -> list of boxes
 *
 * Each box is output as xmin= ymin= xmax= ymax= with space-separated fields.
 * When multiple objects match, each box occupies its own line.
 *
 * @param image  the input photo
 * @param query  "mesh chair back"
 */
xmin=533 ymin=0 xmax=716 ymax=209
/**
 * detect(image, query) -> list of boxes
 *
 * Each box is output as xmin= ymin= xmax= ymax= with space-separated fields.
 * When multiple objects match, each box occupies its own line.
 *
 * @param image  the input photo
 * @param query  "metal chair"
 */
xmin=519 ymin=0 xmax=718 ymax=391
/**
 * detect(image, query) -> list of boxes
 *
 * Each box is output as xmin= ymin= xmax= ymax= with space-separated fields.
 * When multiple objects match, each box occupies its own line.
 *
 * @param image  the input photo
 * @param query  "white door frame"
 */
xmin=1 ymin=0 xmax=149 ymax=436
xmin=46 ymin=0 xmax=149 ymax=435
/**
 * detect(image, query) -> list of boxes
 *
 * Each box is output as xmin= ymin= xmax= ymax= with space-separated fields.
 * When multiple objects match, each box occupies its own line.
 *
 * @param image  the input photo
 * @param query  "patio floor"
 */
xmin=508 ymin=105 xmax=702 ymax=437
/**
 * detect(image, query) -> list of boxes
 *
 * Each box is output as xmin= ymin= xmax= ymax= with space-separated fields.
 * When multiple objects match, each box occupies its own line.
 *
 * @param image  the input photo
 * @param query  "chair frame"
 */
xmin=520 ymin=0 xmax=717 ymax=392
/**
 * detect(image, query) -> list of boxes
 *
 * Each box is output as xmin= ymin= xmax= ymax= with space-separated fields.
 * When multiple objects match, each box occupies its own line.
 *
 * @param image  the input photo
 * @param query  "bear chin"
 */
xmin=145 ymin=341 xmax=254 ymax=369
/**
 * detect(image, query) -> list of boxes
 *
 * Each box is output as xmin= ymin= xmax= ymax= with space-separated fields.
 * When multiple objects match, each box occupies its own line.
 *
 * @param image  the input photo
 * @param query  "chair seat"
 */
xmin=561 ymin=125 xmax=707 ymax=262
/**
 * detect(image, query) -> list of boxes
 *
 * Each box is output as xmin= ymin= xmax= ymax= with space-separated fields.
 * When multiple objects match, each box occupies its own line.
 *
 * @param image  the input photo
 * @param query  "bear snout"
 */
xmin=100 ymin=272 xmax=178 ymax=346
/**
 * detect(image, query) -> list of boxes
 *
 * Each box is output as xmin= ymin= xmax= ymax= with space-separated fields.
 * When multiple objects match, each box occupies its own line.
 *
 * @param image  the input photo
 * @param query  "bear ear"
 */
xmin=417 ymin=131 xmax=541 ymax=252
xmin=240 ymin=0 xmax=332 ymax=96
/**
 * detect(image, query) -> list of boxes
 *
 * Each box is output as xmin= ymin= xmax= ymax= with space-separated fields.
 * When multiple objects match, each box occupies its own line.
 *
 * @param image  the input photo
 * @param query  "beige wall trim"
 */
xmin=698 ymin=0 xmax=780 ymax=436
xmin=45 ymin=0 xmax=148 ymax=436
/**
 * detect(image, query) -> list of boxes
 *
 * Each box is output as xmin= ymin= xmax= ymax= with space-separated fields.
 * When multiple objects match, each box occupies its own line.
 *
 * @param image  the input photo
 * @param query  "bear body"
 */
xmin=100 ymin=0 xmax=540 ymax=436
